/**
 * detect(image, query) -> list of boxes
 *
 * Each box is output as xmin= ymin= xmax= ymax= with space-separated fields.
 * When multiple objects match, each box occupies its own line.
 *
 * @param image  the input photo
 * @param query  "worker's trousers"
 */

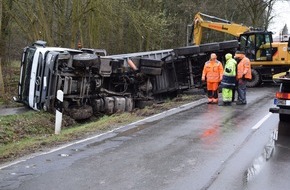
xmin=222 ymin=88 xmax=233 ymax=102
xmin=207 ymin=82 xmax=219 ymax=103
xmin=237 ymin=79 xmax=247 ymax=103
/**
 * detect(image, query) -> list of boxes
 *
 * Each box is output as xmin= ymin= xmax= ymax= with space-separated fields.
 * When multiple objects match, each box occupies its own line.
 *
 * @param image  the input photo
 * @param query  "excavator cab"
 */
xmin=239 ymin=31 xmax=273 ymax=61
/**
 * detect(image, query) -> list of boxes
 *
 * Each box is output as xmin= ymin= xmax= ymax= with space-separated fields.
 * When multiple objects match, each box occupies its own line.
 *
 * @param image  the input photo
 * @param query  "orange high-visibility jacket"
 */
xmin=237 ymin=57 xmax=252 ymax=80
xmin=202 ymin=60 xmax=224 ymax=82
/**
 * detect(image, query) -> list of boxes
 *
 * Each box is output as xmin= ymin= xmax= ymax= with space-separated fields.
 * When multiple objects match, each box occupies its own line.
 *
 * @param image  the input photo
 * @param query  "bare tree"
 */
xmin=237 ymin=0 xmax=278 ymax=29
xmin=4 ymin=0 xmax=280 ymax=55
xmin=263 ymin=0 xmax=276 ymax=30
xmin=0 ymin=0 xmax=13 ymax=96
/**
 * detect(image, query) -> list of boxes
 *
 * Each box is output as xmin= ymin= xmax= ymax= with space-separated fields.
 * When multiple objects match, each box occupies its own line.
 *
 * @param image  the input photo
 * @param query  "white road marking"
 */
xmin=252 ymin=112 xmax=273 ymax=130
xmin=0 ymin=99 xmax=207 ymax=170
xmin=0 ymin=102 xmax=273 ymax=170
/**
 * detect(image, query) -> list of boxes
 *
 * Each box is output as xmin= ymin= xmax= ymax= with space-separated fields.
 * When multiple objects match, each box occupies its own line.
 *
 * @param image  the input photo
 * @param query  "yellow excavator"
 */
xmin=188 ymin=12 xmax=290 ymax=87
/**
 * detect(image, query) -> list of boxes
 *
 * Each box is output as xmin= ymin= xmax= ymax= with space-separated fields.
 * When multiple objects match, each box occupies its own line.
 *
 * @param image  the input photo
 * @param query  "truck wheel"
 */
xmin=247 ymin=69 xmax=261 ymax=87
xmin=73 ymin=53 xmax=99 ymax=68
xmin=279 ymin=114 xmax=289 ymax=122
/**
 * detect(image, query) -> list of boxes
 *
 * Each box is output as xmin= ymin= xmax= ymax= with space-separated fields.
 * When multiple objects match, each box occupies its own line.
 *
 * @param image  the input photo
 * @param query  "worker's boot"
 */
xmin=236 ymin=101 xmax=246 ymax=105
xmin=212 ymin=98 xmax=218 ymax=104
xmin=207 ymin=98 xmax=213 ymax=104
xmin=225 ymin=102 xmax=231 ymax=106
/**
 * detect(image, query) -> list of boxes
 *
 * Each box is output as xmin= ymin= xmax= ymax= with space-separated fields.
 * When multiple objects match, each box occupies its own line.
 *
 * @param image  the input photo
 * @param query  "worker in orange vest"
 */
xmin=234 ymin=51 xmax=252 ymax=105
xmin=202 ymin=53 xmax=224 ymax=104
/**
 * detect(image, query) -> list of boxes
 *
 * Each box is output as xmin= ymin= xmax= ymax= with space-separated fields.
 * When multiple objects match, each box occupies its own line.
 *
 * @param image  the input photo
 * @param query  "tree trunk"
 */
xmin=0 ymin=58 xmax=5 ymax=98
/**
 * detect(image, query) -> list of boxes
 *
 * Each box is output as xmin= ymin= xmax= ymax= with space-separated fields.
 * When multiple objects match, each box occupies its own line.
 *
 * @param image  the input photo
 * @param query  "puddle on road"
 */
xmin=244 ymin=121 xmax=289 ymax=185
xmin=244 ymin=128 xmax=278 ymax=183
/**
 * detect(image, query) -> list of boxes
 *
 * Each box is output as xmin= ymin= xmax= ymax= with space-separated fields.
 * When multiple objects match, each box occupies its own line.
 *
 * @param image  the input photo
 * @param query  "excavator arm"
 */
xmin=189 ymin=12 xmax=250 ymax=45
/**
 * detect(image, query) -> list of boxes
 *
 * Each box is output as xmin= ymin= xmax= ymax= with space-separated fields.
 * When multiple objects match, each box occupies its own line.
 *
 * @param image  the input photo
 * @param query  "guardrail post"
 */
xmin=55 ymin=90 xmax=64 ymax=134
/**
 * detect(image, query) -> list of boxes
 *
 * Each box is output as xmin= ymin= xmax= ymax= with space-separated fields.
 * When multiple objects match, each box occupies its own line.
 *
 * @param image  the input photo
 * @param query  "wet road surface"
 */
xmin=243 ymin=121 xmax=290 ymax=190
xmin=0 ymin=85 xmax=289 ymax=190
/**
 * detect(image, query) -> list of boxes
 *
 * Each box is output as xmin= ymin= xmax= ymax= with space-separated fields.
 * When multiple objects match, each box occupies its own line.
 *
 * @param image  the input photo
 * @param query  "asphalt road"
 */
xmin=0 ymin=85 xmax=289 ymax=190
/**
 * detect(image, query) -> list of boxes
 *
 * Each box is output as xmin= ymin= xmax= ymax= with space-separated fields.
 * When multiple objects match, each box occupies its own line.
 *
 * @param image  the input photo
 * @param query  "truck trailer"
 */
xmin=14 ymin=40 xmax=238 ymax=120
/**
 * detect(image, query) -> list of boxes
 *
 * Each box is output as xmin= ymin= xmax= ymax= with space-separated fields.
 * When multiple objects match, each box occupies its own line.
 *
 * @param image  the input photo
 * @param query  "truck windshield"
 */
xmin=20 ymin=47 xmax=36 ymax=104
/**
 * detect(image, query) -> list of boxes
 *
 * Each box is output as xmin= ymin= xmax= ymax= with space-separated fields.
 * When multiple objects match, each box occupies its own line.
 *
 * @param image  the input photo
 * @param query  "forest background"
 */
xmin=0 ymin=0 xmax=283 ymax=101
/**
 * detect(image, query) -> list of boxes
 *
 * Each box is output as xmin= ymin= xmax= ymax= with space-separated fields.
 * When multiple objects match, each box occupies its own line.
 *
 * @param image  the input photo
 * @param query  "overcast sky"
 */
xmin=268 ymin=0 xmax=290 ymax=36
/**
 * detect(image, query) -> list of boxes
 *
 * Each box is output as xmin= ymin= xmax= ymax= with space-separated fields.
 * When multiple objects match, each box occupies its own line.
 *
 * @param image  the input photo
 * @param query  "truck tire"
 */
xmin=279 ymin=114 xmax=289 ymax=122
xmin=73 ymin=53 xmax=99 ymax=68
xmin=247 ymin=69 xmax=261 ymax=87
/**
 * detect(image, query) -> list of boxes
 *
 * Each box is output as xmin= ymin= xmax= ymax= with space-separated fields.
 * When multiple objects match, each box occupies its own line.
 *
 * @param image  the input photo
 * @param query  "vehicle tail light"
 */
xmin=276 ymin=92 xmax=290 ymax=99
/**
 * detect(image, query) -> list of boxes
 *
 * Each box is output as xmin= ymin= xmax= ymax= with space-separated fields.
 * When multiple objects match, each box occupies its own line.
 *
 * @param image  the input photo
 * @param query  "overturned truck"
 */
xmin=15 ymin=40 xmax=238 ymax=120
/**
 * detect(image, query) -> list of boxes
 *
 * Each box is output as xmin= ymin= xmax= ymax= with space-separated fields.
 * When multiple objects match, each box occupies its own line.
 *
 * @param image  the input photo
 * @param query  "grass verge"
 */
xmin=0 ymin=93 xmax=205 ymax=165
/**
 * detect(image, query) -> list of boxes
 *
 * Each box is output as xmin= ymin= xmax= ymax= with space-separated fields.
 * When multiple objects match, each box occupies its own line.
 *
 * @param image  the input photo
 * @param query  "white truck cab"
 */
xmin=16 ymin=41 xmax=82 ymax=111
